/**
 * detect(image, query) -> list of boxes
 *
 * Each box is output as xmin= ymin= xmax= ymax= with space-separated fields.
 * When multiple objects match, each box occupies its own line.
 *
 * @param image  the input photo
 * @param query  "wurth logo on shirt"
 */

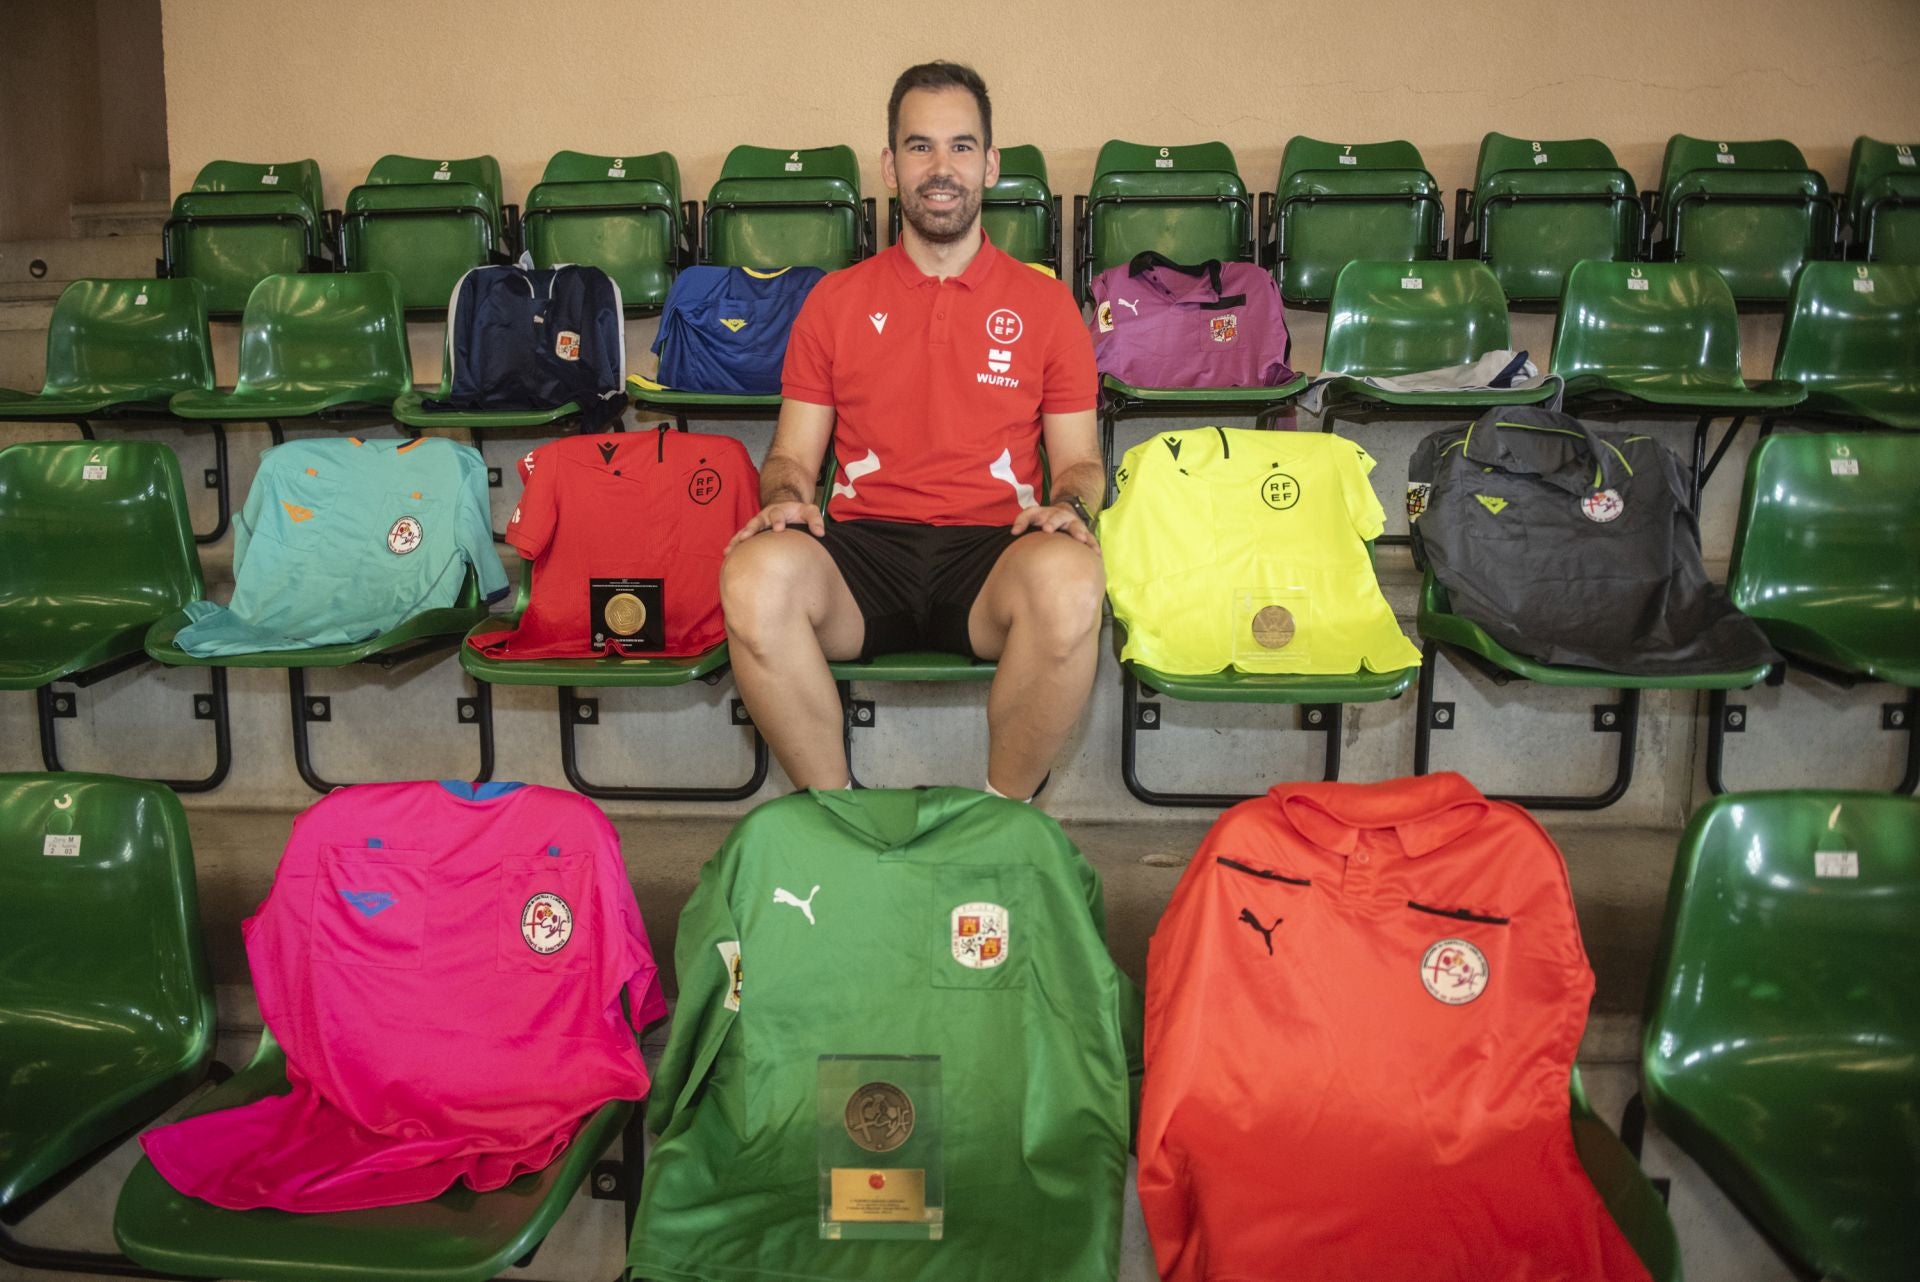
xmin=978 ymin=347 xmax=1019 ymax=388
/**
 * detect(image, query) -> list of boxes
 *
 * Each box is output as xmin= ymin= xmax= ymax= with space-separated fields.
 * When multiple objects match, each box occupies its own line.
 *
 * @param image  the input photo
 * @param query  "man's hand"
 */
xmin=1011 ymin=502 xmax=1098 ymax=550
xmin=725 ymin=500 xmax=826 ymax=554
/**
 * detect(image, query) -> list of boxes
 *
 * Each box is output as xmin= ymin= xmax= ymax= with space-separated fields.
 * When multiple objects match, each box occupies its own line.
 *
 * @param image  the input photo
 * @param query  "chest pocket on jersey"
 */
xmin=1216 ymin=855 xmax=1312 ymax=956
xmin=252 ymin=466 xmax=344 ymax=547
xmin=498 ymin=852 xmax=593 ymax=974
xmin=314 ymin=846 xmax=431 ymax=969
xmin=378 ymin=491 xmax=443 ymax=558
xmin=931 ymin=865 xmax=1031 ymax=990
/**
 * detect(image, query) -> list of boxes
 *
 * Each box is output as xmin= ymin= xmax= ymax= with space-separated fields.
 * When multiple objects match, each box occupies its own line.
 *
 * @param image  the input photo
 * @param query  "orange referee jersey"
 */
xmin=1139 ymin=774 xmax=1650 ymax=1282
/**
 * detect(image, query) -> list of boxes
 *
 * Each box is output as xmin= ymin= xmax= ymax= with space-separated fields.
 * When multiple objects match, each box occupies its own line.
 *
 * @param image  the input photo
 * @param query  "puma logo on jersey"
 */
xmin=869 ymin=312 xmax=888 ymax=334
xmin=720 ymin=318 xmax=748 ymax=332
xmin=831 ymin=449 xmax=882 ymax=500
xmin=773 ymin=885 xmax=820 ymax=925
xmin=1117 ymin=298 xmax=1140 ymax=315
xmin=282 ymin=501 xmax=314 ymax=523
xmin=1238 ymin=908 xmax=1282 ymax=955
xmin=1475 ymin=494 xmax=1509 ymax=515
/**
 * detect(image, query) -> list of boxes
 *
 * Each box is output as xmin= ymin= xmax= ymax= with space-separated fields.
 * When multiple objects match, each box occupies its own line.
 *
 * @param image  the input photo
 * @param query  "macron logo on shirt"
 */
xmin=339 ymin=889 xmax=397 ymax=918
xmin=869 ymin=312 xmax=888 ymax=334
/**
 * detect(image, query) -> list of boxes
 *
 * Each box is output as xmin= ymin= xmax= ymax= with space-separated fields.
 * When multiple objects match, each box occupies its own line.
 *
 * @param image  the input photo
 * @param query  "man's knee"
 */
xmin=721 ymin=533 xmax=825 ymax=647
xmin=1005 ymin=536 xmax=1105 ymax=653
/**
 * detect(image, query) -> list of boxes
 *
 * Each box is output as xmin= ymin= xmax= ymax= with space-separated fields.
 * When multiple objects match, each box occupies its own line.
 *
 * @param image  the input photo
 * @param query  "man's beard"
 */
xmin=900 ymin=180 xmax=982 ymax=244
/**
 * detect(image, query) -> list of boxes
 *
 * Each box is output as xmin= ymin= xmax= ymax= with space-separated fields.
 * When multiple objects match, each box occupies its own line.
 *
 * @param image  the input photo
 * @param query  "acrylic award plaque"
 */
xmin=817 ymin=1054 xmax=943 ymax=1240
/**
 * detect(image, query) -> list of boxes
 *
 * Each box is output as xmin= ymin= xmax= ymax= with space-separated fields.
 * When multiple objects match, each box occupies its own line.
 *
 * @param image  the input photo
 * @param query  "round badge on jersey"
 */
xmin=1581 ymin=489 xmax=1625 ymax=523
xmin=522 ymin=893 xmax=574 ymax=955
xmin=387 ymin=515 xmax=423 ymax=555
xmin=985 ymin=308 xmax=1023 ymax=344
xmin=950 ymin=901 xmax=1009 ymax=969
xmin=1420 ymin=938 xmax=1489 ymax=1004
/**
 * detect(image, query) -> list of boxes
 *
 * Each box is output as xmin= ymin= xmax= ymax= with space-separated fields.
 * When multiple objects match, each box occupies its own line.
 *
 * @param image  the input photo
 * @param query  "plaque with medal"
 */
xmin=1231 ymin=585 xmax=1314 ymax=669
xmin=817 ymin=1054 xmax=943 ymax=1240
xmin=588 ymin=577 xmax=664 ymax=652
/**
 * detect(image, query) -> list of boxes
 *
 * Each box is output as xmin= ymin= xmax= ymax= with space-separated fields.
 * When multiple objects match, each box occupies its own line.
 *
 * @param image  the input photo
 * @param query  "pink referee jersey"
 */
xmin=140 ymin=781 xmax=665 ymax=1212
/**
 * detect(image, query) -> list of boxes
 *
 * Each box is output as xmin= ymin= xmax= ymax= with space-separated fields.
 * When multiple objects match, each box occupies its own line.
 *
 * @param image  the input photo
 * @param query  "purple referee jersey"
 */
xmin=1090 ymin=254 xmax=1296 ymax=389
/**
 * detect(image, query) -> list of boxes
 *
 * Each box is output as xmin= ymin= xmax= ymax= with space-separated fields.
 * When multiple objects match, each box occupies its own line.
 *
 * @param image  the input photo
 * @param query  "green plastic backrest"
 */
xmin=0 ymin=770 xmax=212 ymax=1052
xmin=996 ymin=144 xmax=1049 ymax=186
xmin=1278 ymin=136 xmax=1433 ymax=198
xmin=1726 ymin=432 xmax=1920 ymax=636
xmin=717 ymin=144 xmax=861 ymax=191
xmin=364 ymin=153 xmax=504 ymax=209
xmin=1321 ymin=260 xmax=1512 ymax=377
xmin=188 ymin=159 xmax=324 ymax=226
xmin=1660 ymin=135 xmax=1815 ymax=212
xmin=230 ymin=272 xmax=412 ymax=397
xmin=1475 ymin=133 xmax=1621 ymax=188
xmin=980 ymin=144 xmax=1053 ymax=264
xmin=1549 ymin=260 xmax=1747 ymax=384
xmin=39 ymin=279 xmax=214 ymax=400
xmin=539 ymin=149 xmax=680 ymax=207
xmin=1644 ymin=790 xmax=1920 ymax=1282
xmin=1086 ymin=140 xmax=1251 ymax=274
xmin=1090 ymin=140 xmax=1242 ymax=194
xmin=527 ymin=152 xmax=682 ymax=306
xmin=0 ymin=441 xmax=202 ymax=610
xmin=1847 ymin=136 xmax=1920 ymax=263
xmin=1273 ymin=137 xmax=1441 ymax=304
xmin=1773 ymin=262 xmax=1920 ymax=397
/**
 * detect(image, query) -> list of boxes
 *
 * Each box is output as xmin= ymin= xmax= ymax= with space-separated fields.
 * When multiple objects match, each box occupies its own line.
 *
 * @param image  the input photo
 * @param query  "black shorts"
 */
xmin=817 ymin=520 xmax=1018 ymax=661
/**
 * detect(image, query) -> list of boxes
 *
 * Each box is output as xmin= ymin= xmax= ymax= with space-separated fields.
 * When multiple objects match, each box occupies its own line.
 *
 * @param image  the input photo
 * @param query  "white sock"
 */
xmin=984 ymin=781 xmax=1031 ymax=803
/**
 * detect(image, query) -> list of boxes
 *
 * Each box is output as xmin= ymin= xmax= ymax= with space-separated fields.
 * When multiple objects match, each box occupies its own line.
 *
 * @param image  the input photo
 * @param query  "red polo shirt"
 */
xmin=781 ymin=234 xmax=1097 ymax=526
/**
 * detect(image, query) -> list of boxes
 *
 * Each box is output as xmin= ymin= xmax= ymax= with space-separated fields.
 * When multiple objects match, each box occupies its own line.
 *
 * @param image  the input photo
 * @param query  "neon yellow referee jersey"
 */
xmin=1100 ymin=428 xmax=1420 ymax=676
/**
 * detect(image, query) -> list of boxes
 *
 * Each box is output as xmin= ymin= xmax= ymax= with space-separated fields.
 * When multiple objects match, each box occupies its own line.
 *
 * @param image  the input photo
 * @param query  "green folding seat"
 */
xmin=115 ymin=1026 xmax=635 ymax=1282
xmin=1569 ymin=1067 xmax=1684 ymax=1282
xmin=700 ymin=144 xmax=871 ymax=272
xmin=340 ymin=155 xmax=508 ymax=311
xmin=162 ymin=160 xmax=329 ymax=316
xmin=981 ymin=144 xmax=1059 ymax=270
xmin=1770 ymin=261 xmax=1920 ymax=429
xmin=0 ymin=278 xmax=213 ymax=422
xmin=1458 ymin=133 xmax=1639 ymax=304
xmin=392 ymin=317 xmax=580 ymax=432
xmin=1643 ymin=790 xmax=1920 ymax=1282
xmin=1846 ymin=136 xmax=1920 ymax=264
xmin=1550 ymin=260 xmax=1803 ymax=505
xmin=171 ymin=272 xmax=412 ymax=436
xmin=523 ymin=150 xmax=689 ymax=311
xmin=1654 ymin=135 xmax=1835 ymax=304
xmin=1705 ymin=432 xmax=1920 ymax=793
xmin=0 ymin=441 xmax=229 ymax=791
xmin=0 ymin=772 xmax=213 ymax=1246
xmin=461 ymin=560 xmax=768 ymax=801
xmin=1077 ymin=140 xmax=1253 ymax=302
xmin=1316 ymin=260 xmax=1558 ymax=419
xmin=1266 ymin=137 xmax=1445 ymax=307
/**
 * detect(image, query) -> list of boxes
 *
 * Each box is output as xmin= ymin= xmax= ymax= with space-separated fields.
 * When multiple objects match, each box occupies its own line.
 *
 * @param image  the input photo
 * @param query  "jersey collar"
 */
xmin=885 ymin=228 xmax=1003 ymax=291
xmin=1271 ymin=773 xmax=1491 ymax=859
xmin=1462 ymin=408 xmax=1626 ymax=495
xmin=808 ymin=786 xmax=994 ymax=850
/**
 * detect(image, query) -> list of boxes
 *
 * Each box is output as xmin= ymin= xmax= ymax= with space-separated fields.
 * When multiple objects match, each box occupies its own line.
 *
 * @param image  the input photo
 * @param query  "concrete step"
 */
xmin=70 ymin=199 xmax=168 ymax=239
xmin=0 ymin=234 xmax=158 ymax=287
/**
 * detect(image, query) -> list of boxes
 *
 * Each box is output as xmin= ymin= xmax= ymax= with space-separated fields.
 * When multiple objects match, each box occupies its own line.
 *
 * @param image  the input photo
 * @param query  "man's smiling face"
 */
xmin=884 ymin=85 xmax=999 ymax=246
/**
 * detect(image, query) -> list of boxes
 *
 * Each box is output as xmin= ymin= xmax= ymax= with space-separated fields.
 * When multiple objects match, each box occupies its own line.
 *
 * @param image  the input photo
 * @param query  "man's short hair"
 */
xmin=887 ymin=61 xmax=992 ymax=151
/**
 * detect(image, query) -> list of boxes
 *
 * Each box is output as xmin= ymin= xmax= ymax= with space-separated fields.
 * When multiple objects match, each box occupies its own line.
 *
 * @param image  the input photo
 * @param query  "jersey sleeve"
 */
xmin=506 ymin=443 xmax=559 ymax=559
xmin=1339 ymin=440 xmax=1388 ymax=543
xmin=646 ymin=851 xmax=742 ymax=1136
xmin=780 ymin=286 xmax=835 ymax=407
xmin=1040 ymin=284 xmax=1099 ymax=415
xmin=457 ymin=449 xmax=510 ymax=604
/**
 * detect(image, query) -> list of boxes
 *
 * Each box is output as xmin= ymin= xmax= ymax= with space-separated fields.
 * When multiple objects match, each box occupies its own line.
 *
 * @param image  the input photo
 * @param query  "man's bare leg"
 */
xmin=969 ymin=533 xmax=1106 ymax=799
xmin=721 ymin=531 xmax=866 ymax=789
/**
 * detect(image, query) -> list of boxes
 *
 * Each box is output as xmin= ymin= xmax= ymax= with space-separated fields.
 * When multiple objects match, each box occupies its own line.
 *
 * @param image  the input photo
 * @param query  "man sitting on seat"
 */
xmin=721 ymin=61 xmax=1104 ymax=800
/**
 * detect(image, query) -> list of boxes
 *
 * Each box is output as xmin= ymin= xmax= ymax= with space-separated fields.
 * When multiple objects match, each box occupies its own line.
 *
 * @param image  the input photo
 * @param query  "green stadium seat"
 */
xmin=890 ymin=143 xmax=1060 ymax=272
xmin=0 ymin=772 xmax=214 ymax=1259
xmin=1846 ymin=136 xmax=1920 ymax=264
xmin=524 ymin=150 xmax=691 ymax=312
xmin=700 ymin=144 xmax=873 ymax=272
xmin=0 ymin=278 xmax=229 ymax=541
xmin=1569 ymin=1068 xmax=1684 ymax=1282
xmin=340 ymin=155 xmax=510 ymax=311
xmin=461 ymin=559 xmax=767 ymax=801
xmin=1652 ymin=135 xmax=1836 ymax=304
xmin=1414 ymin=570 xmax=1772 ymax=809
xmin=1770 ymin=261 xmax=1920 ymax=429
xmin=162 ymin=160 xmax=331 ymax=316
xmin=392 ymin=317 xmax=580 ymax=432
xmin=0 ymin=441 xmax=228 ymax=791
xmin=1550 ymin=260 xmax=1804 ymax=505
xmin=1455 ymin=133 xmax=1640 ymax=304
xmin=1706 ymin=431 xmax=1919 ymax=793
xmin=146 ymin=562 xmax=494 ymax=795
xmin=1265 ymin=137 xmax=1445 ymax=307
xmin=114 ymin=1026 xmax=637 ymax=1282
xmin=170 ymin=272 xmax=412 ymax=440
xmin=1642 ymin=790 xmax=1920 ymax=1282
xmin=1075 ymin=140 xmax=1253 ymax=303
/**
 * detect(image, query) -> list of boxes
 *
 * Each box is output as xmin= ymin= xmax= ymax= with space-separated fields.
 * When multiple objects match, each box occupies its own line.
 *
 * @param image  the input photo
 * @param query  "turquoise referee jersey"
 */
xmin=175 ymin=437 xmax=506 ymax=655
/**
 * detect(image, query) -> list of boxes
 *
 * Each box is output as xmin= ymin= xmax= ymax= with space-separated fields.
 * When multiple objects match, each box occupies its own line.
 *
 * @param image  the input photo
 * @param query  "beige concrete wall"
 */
xmin=162 ymin=0 xmax=1919 ymax=211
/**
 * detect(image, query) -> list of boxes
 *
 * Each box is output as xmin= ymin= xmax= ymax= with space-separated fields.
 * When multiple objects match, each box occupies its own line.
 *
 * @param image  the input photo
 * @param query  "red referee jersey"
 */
xmin=473 ymin=430 xmax=757 ymax=659
xmin=1139 ymin=774 xmax=1651 ymax=1282
xmin=781 ymin=235 xmax=1097 ymax=526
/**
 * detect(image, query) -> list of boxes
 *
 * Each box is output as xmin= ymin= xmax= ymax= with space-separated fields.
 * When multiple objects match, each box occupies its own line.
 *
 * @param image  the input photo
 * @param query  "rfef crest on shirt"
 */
xmin=950 ymin=901 xmax=1010 ymax=969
